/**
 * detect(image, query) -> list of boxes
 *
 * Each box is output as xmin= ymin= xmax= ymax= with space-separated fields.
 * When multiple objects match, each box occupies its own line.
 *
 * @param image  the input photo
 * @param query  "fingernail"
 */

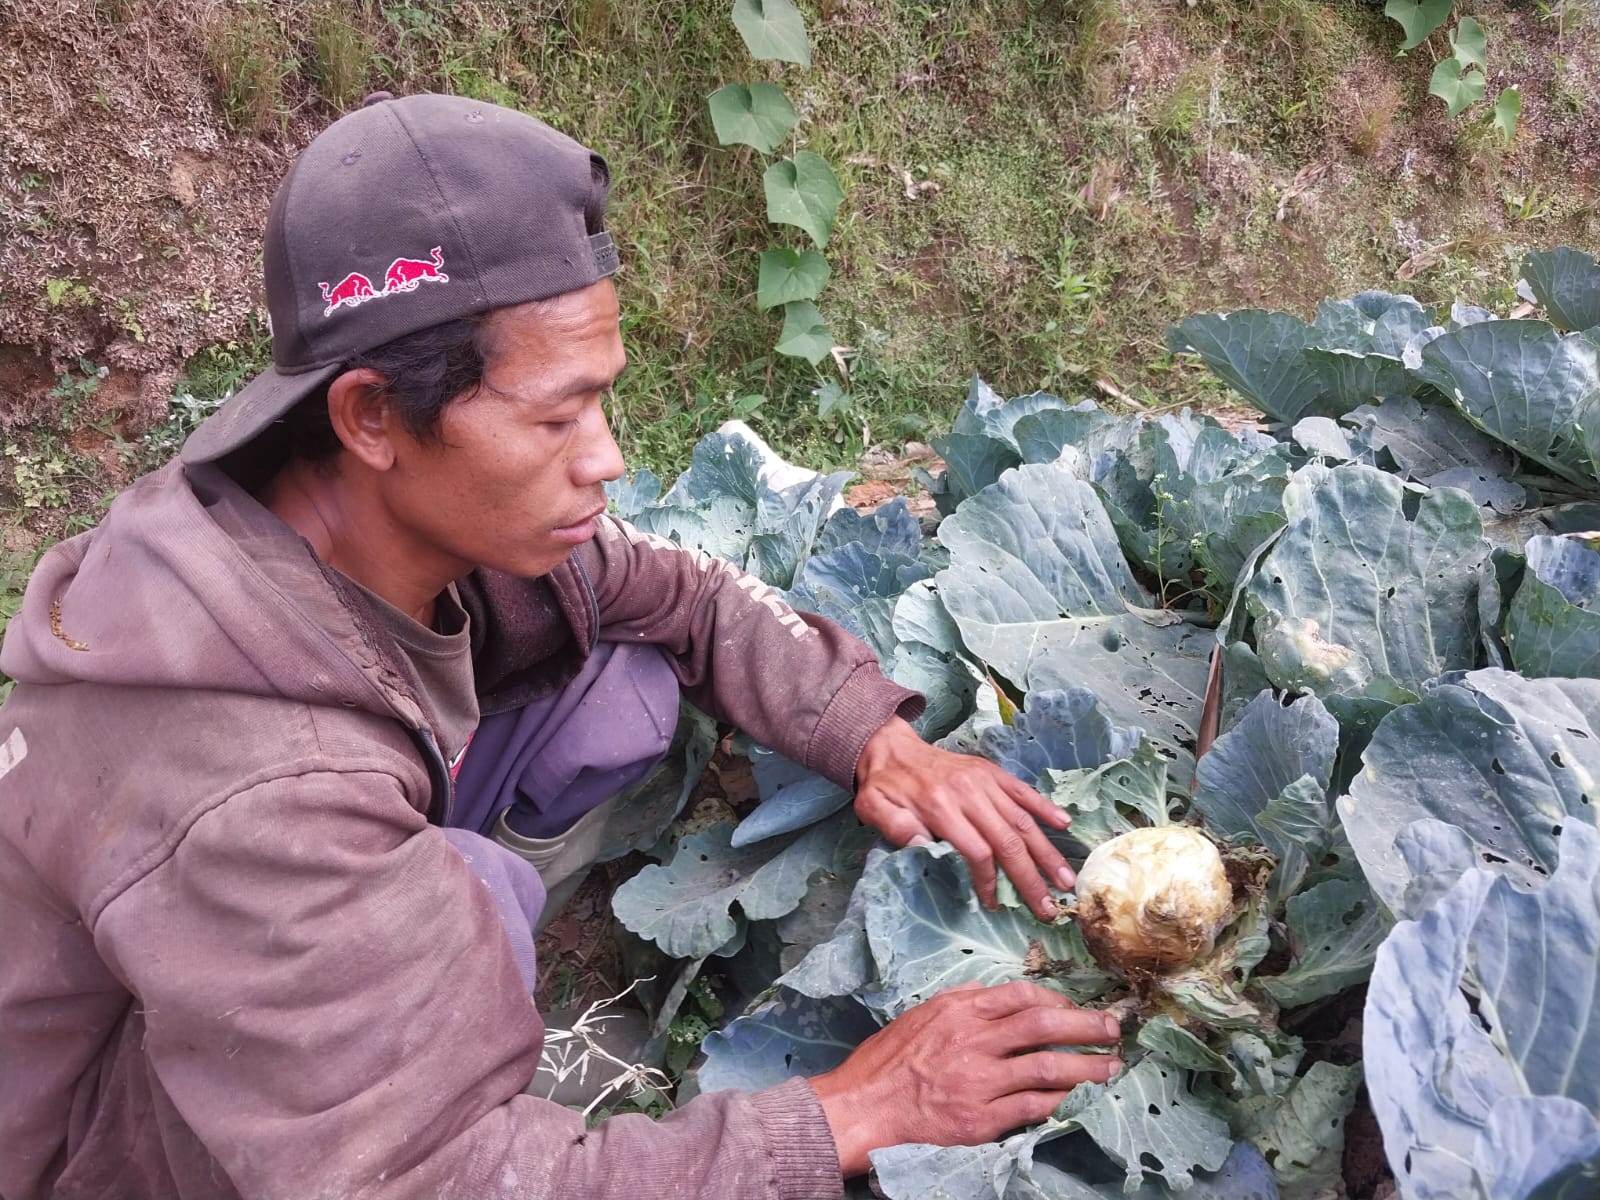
xmin=907 ymin=834 xmax=931 ymax=847
xmin=1105 ymin=1058 xmax=1124 ymax=1077
xmin=1039 ymin=898 xmax=1059 ymax=919
xmin=1056 ymin=866 xmax=1076 ymax=890
xmin=1104 ymin=1014 xmax=1121 ymax=1039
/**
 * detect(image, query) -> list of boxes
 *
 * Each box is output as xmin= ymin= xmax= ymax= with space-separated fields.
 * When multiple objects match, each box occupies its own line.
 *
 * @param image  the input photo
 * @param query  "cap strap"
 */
xmin=589 ymin=232 xmax=619 ymax=277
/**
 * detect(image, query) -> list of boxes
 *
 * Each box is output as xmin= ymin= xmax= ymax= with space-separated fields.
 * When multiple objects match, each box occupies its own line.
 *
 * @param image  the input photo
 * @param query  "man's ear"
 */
xmin=325 ymin=367 xmax=399 ymax=471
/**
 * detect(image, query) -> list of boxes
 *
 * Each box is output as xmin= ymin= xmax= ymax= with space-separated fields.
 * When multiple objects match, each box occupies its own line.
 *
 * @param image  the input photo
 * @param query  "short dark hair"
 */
xmin=280 ymin=310 xmax=495 ymax=465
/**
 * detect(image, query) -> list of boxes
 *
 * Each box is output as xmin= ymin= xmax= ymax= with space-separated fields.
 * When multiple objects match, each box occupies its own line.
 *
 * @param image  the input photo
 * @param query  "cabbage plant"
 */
xmin=605 ymin=247 xmax=1600 ymax=1200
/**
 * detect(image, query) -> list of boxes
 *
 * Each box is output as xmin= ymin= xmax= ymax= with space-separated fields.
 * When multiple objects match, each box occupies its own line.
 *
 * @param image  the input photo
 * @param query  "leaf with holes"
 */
xmin=1364 ymin=822 xmax=1600 ymax=1200
xmin=1257 ymin=878 xmax=1388 ymax=1008
xmin=934 ymin=462 xmax=1213 ymax=787
xmin=1338 ymin=669 xmax=1600 ymax=916
xmin=861 ymin=842 xmax=1116 ymax=1019
xmin=1414 ymin=319 xmax=1600 ymax=489
xmin=1505 ymin=535 xmax=1600 ymax=679
xmin=1069 ymin=1057 xmax=1235 ymax=1192
xmin=697 ymin=989 xmax=877 ymax=1092
xmin=1244 ymin=463 xmax=1487 ymax=702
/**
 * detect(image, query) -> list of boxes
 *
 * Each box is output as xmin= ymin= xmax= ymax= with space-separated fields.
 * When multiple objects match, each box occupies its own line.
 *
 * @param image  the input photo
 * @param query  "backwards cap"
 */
xmin=182 ymin=92 xmax=618 ymax=465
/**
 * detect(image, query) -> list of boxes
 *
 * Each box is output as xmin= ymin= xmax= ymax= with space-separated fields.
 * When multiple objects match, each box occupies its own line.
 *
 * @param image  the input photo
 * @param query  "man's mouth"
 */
xmin=549 ymin=507 xmax=605 ymax=543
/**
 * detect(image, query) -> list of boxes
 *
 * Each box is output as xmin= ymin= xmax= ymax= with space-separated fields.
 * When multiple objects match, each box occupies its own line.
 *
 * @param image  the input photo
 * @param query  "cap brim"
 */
xmin=180 ymin=360 xmax=343 ymax=466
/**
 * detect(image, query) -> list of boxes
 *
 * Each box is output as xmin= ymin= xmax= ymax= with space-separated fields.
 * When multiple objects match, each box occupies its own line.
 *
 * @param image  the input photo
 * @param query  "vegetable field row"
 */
xmin=600 ymin=247 xmax=1600 ymax=1199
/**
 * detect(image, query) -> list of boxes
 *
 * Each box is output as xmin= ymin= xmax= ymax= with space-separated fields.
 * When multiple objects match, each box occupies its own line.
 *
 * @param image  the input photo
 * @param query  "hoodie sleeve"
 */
xmin=576 ymin=517 xmax=924 ymax=787
xmin=92 ymin=770 xmax=844 ymax=1200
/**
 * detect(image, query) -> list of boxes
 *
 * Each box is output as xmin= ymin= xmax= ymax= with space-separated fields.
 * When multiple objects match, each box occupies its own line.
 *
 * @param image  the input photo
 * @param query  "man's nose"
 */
xmin=575 ymin=401 xmax=626 ymax=485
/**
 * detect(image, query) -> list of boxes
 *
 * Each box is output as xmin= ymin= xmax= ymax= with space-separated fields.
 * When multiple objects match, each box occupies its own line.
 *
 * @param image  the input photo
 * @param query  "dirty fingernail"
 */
xmin=1056 ymin=866 xmax=1075 ymax=890
xmin=1039 ymin=898 xmax=1059 ymax=919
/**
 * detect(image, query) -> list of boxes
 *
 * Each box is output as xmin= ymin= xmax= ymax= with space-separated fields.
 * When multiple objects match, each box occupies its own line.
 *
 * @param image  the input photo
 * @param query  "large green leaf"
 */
xmin=871 ymin=1123 xmax=1085 ymax=1200
xmin=764 ymin=151 xmax=844 ymax=247
xmin=1302 ymin=292 xmax=1432 ymax=410
xmin=774 ymin=299 xmax=832 ymax=363
xmin=1244 ymin=463 xmax=1487 ymax=701
xmin=1312 ymin=291 xmax=1433 ymax=358
xmin=1041 ymin=739 xmax=1174 ymax=851
xmin=1338 ymin=669 xmax=1600 ymax=915
xmin=1522 ymin=247 xmax=1600 ymax=334
xmin=1345 ymin=394 xmax=1517 ymax=483
xmin=927 ymin=432 xmax=1022 ymax=513
xmin=1069 ymin=1058 xmax=1234 ymax=1192
xmin=861 ymin=843 xmax=1115 ymax=1019
xmin=937 ymin=463 xmax=1145 ymax=626
xmin=1384 ymin=0 xmax=1453 ymax=49
xmin=635 ymin=428 xmax=850 ymax=588
xmin=1235 ymin=1061 xmax=1364 ymax=1200
xmin=731 ymin=744 xmax=852 ymax=848
xmin=1414 ymin=320 xmax=1600 ymax=489
xmin=1167 ymin=311 xmax=1326 ymax=424
xmin=1364 ymin=823 xmax=1600 ymax=1200
xmin=1257 ymin=878 xmax=1387 ymax=1008
xmin=730 ymin=0 xmax=811 ymax=65
xmin=786 ymin=542 xmax=929 ymax=659
xmin=1192 ymin=690 xmax=1339 ymax=898
xmin=613 ymin=814 xmax=863 ymax=959
xmin=935 ymin=463 xmax=1213 ymax=786
xmin=1301 ymin=347 xmax=1414 ymax=411
xmin=707 ymin=81 xmax=798 ymax=152
xmin=776 ymin=870 xmax=875 ymax=999
xmin=977 ymin=688 xmax=1141 ymax=787
xmin=1012 ymin=405 xmax=1129 ymax=465
xmin=1505 ymin=535 xmax=1600 ymax=678
xmin=756 ymin=246 xmax=830 ymax=309
xmin=698 ymin=989 xmax=876 ymax=1092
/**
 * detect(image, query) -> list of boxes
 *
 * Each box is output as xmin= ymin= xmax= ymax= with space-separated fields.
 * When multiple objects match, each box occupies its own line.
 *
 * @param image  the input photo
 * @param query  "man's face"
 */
xmin=380 ymin=279 xmax=628 ymax=580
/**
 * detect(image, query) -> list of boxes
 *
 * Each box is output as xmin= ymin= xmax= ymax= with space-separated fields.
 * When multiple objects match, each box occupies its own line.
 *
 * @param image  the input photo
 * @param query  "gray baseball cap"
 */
xmin=182 ymin=92 xmax=619 ymax=465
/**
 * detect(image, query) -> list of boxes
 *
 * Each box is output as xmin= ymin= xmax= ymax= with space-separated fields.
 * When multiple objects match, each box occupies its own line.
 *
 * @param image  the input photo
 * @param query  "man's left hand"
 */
xmin=854 ymin=716 xmax=1076 ymax=920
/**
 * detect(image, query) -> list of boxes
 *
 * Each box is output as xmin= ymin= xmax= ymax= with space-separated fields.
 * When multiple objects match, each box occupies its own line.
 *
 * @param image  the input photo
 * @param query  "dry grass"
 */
xmin=306 ymin=0 xmax=378 ymax=112
xmin=203 ymin=2 xmax=298 ymax=135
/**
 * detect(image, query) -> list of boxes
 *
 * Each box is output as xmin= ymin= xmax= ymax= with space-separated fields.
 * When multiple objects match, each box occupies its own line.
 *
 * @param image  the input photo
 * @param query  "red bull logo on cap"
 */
xmin=317 ymin=246 xmax=450 ymax=317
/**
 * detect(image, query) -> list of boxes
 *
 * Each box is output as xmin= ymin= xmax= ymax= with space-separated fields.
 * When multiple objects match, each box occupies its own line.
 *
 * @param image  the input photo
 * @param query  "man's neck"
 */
xmin=256 ymin=459 xmax=448 ymax=627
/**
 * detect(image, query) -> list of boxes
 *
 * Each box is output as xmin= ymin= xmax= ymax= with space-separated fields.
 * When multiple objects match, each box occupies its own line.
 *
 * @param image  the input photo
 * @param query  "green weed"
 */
xmin=135 ymin=326 xmax=273 ymax=474
xmin=307 ymin=1 xmax=378 ymax=110
xmin=205 ymin=3 xmax=298 ymax=135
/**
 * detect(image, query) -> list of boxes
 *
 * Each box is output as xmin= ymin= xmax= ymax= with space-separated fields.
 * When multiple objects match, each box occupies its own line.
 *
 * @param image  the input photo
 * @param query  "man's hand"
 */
xmin=809 ymin=981 xmax=1124 ymax=1177
xmin=855 ymin=716 xmax=1075 ymax=920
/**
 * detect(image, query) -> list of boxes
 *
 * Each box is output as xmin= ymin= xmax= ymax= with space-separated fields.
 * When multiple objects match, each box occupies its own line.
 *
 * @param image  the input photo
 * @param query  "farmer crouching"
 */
xmin=0 ymin=93 xmax=1121 ymax=1200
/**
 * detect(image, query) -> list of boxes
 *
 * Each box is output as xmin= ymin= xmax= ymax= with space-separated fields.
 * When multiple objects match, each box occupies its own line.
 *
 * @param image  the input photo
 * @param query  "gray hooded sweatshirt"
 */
xmin=0 ymin=460 xmax=921 ymax=1200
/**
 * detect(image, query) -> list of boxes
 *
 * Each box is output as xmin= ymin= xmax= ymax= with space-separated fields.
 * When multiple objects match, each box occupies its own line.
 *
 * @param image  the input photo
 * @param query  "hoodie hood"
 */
xmin=0 ymin=461 xmax=423 ymax=730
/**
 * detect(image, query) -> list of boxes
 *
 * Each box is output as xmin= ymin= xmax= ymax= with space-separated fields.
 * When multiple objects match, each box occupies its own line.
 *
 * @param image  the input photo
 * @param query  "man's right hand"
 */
xmin=808 ymin=980 xmax=1124 ymax=1177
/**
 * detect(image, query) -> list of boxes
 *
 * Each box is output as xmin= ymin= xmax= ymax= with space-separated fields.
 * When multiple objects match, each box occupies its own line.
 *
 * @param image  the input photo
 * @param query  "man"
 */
xmin=0 ymin=93 xmax=1120 ymax=1199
